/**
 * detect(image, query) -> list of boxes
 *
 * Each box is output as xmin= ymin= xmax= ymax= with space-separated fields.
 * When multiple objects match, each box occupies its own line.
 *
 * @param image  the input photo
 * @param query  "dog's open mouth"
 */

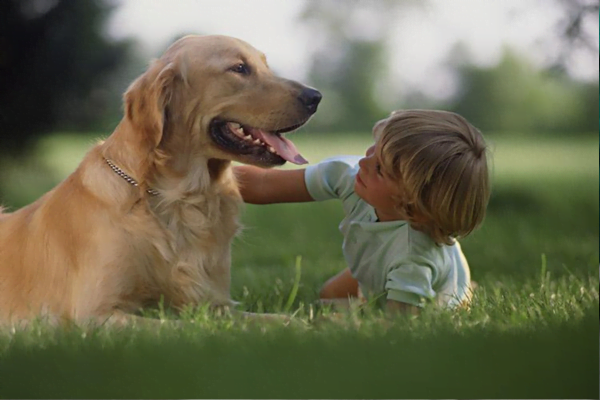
xmin=209 ymin=119 xmax=308 ymax=166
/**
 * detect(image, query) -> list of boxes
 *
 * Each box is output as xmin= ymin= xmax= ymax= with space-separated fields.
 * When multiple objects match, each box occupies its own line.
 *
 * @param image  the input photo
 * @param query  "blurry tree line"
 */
xmin=0 ymin=0 xmax=138 ymax=156
xmin=0 ymin=0 xmax=598 ymax=158
xmin=449 ymin=47 xmax=598 ymax=134
xmin=301 ymin=0 xmax=599 ymax=134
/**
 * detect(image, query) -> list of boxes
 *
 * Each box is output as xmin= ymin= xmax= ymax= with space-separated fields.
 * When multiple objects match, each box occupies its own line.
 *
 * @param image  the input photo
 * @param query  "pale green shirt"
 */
xmin=305 ymin=156 xmax=472 ymax=308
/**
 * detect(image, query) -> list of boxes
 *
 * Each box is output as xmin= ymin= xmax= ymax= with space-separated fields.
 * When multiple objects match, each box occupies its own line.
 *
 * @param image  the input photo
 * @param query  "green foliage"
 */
xmin=298 ymin=3 xmax=598 ymax=135
xmin=307 ymin=39 xmax=388 ymax=132
xmin=300 ymin=1 xmax=405 ymax=132
xmin=450 ymin=48 xmax=599 ymax=133
xmin=0 ymin=0 xmax=131 ymax=154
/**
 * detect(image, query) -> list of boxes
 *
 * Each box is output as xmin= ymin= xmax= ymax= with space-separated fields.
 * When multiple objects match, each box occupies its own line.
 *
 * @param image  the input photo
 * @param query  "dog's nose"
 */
xmin=298 ymin=88 xmax=322 ymax=113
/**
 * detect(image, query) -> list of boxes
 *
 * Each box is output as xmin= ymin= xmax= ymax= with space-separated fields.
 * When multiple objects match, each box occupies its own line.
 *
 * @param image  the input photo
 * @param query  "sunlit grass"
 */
xmin=1 ymin=130 xmax=597 ymax=203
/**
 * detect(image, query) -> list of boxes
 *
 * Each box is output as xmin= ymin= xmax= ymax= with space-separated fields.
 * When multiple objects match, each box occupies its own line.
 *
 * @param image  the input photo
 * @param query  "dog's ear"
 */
xmin=124 ymin=61 xmax=178 ymax=153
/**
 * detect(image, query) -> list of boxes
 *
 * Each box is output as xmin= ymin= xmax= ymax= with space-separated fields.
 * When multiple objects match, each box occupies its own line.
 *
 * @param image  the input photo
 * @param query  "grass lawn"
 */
xmin=0 ymin=131 xmax=598 ymax=398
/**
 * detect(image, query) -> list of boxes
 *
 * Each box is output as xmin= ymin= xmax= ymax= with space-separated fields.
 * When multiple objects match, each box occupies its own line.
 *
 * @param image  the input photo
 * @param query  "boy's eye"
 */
xmin=375 ymin=163 xmax=382 ymax=175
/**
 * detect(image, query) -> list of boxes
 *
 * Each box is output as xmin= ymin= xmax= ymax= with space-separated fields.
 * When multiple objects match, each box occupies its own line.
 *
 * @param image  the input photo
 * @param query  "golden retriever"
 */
xmin=0 ymin=35 xmax=321 ymax=325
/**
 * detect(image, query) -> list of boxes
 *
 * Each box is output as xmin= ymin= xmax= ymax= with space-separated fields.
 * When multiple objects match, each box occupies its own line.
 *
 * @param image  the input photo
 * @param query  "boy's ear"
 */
xmin=399 ymin=199 xmax=427 ymax=224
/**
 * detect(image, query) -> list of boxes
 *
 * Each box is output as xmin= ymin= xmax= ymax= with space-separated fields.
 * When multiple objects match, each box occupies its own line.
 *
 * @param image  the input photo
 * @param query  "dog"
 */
xmin=0 ymin=35 xmax=321 ymax=325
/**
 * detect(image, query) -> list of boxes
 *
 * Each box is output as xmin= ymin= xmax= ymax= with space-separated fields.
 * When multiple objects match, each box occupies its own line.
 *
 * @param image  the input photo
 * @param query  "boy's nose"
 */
xmin=358 ymin=157 xmax=367 ymax=170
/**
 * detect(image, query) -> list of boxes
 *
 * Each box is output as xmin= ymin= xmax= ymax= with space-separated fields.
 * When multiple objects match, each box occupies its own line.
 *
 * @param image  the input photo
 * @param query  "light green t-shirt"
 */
xmin=305 ymin=156 xmax=472 ymax=308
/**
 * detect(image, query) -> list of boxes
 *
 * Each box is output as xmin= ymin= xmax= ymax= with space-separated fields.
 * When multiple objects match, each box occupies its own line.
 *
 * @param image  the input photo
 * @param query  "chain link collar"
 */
xmin=104 ymin=158 xmax=159 ymax=196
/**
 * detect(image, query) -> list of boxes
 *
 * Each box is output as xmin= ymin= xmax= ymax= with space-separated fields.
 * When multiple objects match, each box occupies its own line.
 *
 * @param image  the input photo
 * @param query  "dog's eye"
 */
xmin=230 ymin=63 xmax=250 ymax=75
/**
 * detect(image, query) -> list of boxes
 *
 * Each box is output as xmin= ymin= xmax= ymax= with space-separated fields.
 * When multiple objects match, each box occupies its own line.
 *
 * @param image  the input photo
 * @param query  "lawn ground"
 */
xmin=0 ymin=131 xmax=598 ymax=398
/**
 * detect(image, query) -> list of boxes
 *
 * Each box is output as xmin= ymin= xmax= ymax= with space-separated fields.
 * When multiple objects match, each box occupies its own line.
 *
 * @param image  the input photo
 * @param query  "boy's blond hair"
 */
xmin=377 ymin=109 xmax=490 ymax=245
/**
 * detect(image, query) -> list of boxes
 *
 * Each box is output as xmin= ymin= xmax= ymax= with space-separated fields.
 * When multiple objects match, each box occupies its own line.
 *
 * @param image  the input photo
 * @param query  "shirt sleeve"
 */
xmin=385 ymin=264 xmax=437 ymax=307
xmin=304 ymin=156 xmax=361 ymax=202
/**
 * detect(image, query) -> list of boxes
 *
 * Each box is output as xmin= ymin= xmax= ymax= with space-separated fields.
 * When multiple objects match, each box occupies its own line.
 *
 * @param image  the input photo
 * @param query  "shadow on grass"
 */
xmin=0 ymin=306 xmax=596 ymax=398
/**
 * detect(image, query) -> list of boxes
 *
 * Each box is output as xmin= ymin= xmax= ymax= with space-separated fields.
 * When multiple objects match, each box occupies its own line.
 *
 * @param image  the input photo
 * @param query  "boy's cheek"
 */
xmin=353 ymin=180 xmax=366 ymax=200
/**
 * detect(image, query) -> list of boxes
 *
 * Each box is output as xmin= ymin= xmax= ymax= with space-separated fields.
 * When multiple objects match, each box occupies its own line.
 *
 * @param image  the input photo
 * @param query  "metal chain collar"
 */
xmin=104 ymin=158 xmax=159 ymax=196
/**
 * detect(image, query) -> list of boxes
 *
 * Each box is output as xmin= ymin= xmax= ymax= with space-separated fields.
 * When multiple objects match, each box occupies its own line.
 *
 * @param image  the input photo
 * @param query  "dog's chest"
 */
xmin=156 ymin=189 xmax=242 ymax=260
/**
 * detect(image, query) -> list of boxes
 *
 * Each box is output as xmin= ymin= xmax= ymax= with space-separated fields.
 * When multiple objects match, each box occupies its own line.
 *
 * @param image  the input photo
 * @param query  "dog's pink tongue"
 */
xmin=254 ymin=129 xmax=308 ymax=165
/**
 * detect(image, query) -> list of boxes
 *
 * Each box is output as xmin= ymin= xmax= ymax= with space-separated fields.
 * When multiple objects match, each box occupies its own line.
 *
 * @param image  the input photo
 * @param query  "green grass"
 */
xmin=0 ymin=131 xmax=598 ymax=398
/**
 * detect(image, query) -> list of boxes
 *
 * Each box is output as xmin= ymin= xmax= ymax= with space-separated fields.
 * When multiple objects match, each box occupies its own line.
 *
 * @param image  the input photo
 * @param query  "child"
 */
xmin=234 ymin=110 xmax=490 ymax=314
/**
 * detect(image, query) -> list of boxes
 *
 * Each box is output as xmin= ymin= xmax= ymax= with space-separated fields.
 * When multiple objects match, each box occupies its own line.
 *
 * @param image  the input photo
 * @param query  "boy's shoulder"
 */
xmin=305 ymin=155 xmax=361 ymax=203
xmin=387 ymin=224 xmax=447 ymax=266
xmin=317 ymin=155 xmax=361 ymax=173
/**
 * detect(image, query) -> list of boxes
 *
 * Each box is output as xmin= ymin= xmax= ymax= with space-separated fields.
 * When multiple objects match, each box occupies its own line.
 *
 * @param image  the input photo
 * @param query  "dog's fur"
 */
xmin=0 ymin=35 xmax=320 ymax=324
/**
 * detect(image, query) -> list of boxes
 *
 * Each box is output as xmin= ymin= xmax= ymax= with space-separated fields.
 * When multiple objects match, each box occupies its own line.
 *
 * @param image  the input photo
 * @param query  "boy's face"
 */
xmin=354 ymin=140 xmax=405 ymax=222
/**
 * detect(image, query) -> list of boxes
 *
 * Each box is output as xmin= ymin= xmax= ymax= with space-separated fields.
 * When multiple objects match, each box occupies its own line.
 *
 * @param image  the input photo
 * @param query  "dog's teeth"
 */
xmin=243 ymin=135 xmax=252 ymax=141
xmin=228 ymin=122 xmax=242 ymax=133
xmin=252 ymin=139 xmax=261 ymax=145
xmin=228 ymin=123 xmax=245 ymax=138
xmin=268 ymin=146 xmax=276 ymax=153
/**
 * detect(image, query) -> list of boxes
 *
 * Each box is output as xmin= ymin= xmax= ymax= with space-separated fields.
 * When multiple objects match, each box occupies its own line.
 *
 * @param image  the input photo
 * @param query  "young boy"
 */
xmin=234 ymin=110 xmax=490 ymax=314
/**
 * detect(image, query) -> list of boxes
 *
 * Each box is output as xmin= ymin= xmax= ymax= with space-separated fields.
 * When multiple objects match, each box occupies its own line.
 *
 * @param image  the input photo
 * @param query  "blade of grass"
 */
xmin=284 ymin=256 xmax=302 ymax=312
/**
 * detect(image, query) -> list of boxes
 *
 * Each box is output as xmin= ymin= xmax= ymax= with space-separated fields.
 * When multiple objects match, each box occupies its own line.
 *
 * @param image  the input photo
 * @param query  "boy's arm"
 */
xmin=234 ymin=165 xmax=314 ymax=204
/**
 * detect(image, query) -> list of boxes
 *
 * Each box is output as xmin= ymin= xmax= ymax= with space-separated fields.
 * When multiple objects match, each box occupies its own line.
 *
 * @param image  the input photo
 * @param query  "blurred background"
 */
xmin=0 ymin=0 xmax=597 ymax=288
xmin=0 ymin=0 xmax=598 ymax=200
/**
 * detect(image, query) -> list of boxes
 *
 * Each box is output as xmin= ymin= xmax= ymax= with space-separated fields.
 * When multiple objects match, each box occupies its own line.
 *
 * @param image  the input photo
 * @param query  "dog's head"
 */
xmin=124 ymin=35 xmax=321 ymax=169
